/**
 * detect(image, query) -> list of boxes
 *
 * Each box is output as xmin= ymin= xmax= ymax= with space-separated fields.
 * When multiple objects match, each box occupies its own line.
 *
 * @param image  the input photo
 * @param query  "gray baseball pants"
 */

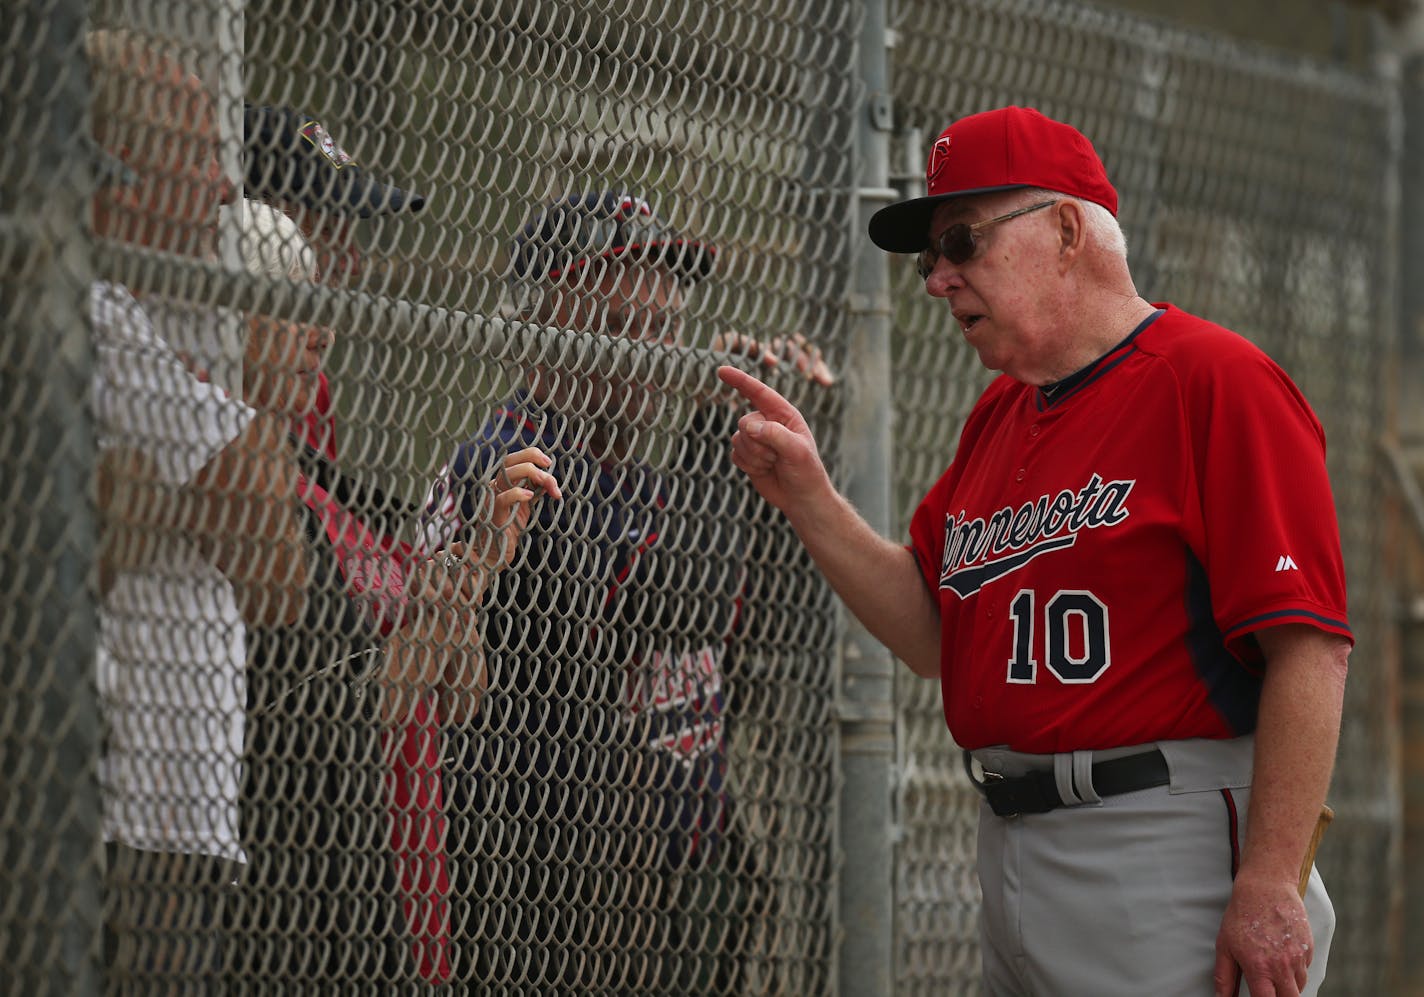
xmin=970 ymin=735 xmax=1334 ymax=996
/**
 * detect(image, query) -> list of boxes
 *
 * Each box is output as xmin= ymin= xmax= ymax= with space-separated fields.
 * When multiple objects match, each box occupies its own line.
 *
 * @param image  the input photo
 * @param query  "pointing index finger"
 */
xmin=717 ymin=365 xmax=803 ymax=425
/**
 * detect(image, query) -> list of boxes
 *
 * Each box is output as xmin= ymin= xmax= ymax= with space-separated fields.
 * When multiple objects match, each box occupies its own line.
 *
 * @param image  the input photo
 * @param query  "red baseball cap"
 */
xmin=868 ymin=106 xmax=1118 ymax=253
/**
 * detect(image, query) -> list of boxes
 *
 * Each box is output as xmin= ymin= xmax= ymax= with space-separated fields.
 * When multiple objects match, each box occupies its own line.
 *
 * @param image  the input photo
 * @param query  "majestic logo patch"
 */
xmin=939 ymin=473 xmax=1135 ymax=598
xmin=926 ymin=134 xmax=953 ymax=185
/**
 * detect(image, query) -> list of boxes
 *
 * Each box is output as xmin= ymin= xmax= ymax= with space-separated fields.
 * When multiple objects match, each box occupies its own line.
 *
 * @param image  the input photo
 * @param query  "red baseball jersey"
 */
xmin=908 ymin=305 xmax=1351 ymax=753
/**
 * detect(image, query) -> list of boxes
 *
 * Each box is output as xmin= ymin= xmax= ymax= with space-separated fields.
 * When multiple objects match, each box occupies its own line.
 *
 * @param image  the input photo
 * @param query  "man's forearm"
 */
xmin=713 ymin=363 xmax=941 ymax=676
xmin=783 ymin=487 xmax=942 ymax=677
xmin=1238 ymin=626 xmax=1350 ymax=886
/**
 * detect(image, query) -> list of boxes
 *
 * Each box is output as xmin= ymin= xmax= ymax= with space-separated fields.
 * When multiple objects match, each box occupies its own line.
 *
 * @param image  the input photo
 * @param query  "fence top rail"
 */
xmin=89 ymin=241 xmax=831 ymax=410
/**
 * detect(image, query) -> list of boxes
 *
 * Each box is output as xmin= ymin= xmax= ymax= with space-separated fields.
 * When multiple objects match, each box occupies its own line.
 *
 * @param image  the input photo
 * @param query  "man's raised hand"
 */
xmin=717 ymin=365 xmax=832 ymax=515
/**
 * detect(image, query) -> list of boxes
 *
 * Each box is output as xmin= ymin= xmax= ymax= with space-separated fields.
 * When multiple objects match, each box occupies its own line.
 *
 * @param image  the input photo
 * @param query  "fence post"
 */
xmin=838 ymin=0 xmax=899 ymax=992
xmin=1391 ymin=39 xmax=1424 ymax=997
xmin=0 ymin=0 xmax=104 ymax=993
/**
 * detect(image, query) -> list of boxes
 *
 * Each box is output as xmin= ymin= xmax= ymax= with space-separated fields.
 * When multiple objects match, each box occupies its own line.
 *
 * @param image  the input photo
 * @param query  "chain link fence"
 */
xmin=0 ymin=0 xmax=1403 ymax=993
xmin=889 ymin=2 xmax=1399 ymax=993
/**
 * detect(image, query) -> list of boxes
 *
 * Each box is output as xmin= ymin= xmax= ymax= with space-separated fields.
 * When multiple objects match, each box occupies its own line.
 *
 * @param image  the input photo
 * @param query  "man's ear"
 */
xmin=1056 ymin=199 xmax=1087 ymax=269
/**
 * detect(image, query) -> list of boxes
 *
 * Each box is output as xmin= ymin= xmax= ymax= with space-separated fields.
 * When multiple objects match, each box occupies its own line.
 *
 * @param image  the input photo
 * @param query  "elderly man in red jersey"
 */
xmin=720 ymin=106 xmax=1348 ymax=997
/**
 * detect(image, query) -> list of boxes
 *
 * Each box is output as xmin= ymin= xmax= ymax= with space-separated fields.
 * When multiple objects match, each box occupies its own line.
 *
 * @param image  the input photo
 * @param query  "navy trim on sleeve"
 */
xmin=1184 ymin=548 xmax=1260 ymax=736
xmin=1228 ymin=608 xmax=1353 ymax=639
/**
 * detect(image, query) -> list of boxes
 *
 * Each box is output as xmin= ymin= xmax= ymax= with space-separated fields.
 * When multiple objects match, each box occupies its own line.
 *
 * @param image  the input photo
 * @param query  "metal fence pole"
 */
xmin=838 ymin=0 xmax=898 ymax=992
xmin=1391 ymin=45 xmax=1424 ymax=997
xmin=0 ymin=0 xmax=103 ymax=992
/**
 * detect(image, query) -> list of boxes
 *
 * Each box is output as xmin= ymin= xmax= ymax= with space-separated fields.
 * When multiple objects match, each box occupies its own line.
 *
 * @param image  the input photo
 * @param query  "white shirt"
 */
xmin=91 ymin=282 xmax=254 ymax=862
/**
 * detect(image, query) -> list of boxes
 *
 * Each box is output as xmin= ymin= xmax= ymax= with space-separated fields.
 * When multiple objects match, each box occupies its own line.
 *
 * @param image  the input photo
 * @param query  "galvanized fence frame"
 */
xmin=2 ymin=0 xmax=104 ymax=993
xmin=887 ymin=3 xmax=1401 ymax=994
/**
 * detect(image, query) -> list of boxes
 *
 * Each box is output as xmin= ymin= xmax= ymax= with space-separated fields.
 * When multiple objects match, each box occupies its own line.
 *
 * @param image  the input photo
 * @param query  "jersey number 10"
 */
xmin=1007 ymin=589 xmax=1110 ymax=685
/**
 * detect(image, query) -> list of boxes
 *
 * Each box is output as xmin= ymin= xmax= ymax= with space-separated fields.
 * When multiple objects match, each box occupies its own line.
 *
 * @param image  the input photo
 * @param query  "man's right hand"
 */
xmin=718 ymin=364 xmax=943 ymax=678
xmin=717 ymin=365 xmax=833 ymax=516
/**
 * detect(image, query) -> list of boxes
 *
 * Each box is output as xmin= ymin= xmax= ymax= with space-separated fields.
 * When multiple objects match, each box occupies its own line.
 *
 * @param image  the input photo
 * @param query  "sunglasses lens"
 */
xmin=919 ymin=224 xmax=977 ymax=279
xmin=942 ymin=224 xmax=976 ymax=265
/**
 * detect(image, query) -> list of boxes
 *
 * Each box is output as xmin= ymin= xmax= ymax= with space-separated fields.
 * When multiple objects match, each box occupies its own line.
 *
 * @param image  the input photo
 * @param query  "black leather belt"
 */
xmin=964 ymin=748 xmax=1170 ymax=818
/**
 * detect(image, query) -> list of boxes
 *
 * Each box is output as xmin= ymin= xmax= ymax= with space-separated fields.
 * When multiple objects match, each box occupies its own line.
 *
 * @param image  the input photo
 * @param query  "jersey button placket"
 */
xmin=1015 ymin=423 xmax=1036 ymax=484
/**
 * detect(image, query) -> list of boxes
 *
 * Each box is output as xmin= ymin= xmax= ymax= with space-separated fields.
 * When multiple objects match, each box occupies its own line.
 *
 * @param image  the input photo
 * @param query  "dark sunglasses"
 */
xmin=916 ymin=199 xmax=1058 ymax=280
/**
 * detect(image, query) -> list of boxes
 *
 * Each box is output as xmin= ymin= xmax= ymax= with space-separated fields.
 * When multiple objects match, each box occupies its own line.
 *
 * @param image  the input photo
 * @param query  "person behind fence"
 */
xmin=237 ymin=102 xmax=465 ymax=985
xmin=420 ymin=190 xmax=831 ymax=991
xmin=85 ymin=29 xmax=308 ymax=991
xmin=717 ymin=105 xmax=1352 ymax=997
xmin=219 ymin=196 xmax=550 ymax=988
xmin=242 ymin=101 xmax=425 ymax=289
xmin=240 ymin=101 xmax=426 ymax=477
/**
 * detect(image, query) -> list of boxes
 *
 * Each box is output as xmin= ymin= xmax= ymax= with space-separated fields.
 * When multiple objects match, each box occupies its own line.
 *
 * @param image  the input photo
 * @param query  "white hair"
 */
xmin=1081 ymin=198 xmax=1128 ymax=259
xmin=223 ymin=198 xmax=317 ymax=281
xmin=1020 ymin=187 xmax=1127 ymax=260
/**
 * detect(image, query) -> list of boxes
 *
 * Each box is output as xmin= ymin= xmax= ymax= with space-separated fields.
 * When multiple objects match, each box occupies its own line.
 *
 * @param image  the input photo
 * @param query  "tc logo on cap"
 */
xmin=926 ymin=134 xmax=952 ymax=184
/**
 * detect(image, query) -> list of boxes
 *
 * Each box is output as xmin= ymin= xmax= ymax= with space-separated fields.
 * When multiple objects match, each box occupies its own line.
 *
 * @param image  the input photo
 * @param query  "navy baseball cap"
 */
xmin=508 ymin=192 xmax=715 ymax=285
xmin=243 ymin=103 xmax=426 ymax=217
xmin=869 ymin=106 xmax=1118 ymax=253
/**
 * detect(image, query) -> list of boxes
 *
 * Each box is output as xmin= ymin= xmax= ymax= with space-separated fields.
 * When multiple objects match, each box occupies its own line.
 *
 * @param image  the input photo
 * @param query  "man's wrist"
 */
xmin=782 ymin=483 xmax=854 ymax=541
xmin=1233 ymin=858 xmax=1305 ymax=892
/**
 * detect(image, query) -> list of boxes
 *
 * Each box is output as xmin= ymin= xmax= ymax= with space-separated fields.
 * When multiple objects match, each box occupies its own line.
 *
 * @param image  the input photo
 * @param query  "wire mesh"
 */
xmin=45 ymin=0 xmax=856 ymax=992
xmin=889 ymin=1 xmax=1397 ymax=994
xmin=0 ymin=0 xmax=1405 ymax=993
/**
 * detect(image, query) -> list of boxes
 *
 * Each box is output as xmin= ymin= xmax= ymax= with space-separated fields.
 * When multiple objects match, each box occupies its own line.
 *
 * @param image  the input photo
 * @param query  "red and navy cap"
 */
xmin=508 ymin=192 xmax=715 ymax=285
xmin=868 ymin=106 xmax=1118 ymax=254
xmin=243 ymin=103 xmax=426 ymax=218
